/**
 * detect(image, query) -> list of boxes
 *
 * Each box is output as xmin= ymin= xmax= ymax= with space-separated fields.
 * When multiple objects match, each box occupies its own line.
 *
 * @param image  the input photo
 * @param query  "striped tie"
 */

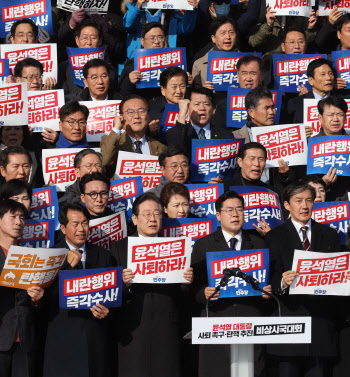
xmin=301 ymin=226 xmax=310 ymax=251
xmin=199 ymin=128 xmax=206 ymax=139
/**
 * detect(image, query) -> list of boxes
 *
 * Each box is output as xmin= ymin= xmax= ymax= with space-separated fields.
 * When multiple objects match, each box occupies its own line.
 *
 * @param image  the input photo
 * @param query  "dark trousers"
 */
xmin=278 ymin=356 xmax=331 ymax=377
xmin=0 ymin=343 xmax=36 ymax=377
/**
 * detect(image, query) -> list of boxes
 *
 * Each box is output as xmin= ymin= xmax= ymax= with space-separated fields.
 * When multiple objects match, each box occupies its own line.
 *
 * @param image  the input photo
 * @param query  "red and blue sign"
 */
xmin=332 ymin=50 xmax=350 ymax=90
xmin=0 ymin=59 xmax=10 ymax=85
xmin=19 ymin=218 xmax=55 ymax=248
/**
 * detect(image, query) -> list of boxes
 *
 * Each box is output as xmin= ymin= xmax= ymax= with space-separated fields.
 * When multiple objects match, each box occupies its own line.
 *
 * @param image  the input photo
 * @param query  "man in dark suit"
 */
xmin=43 ymin=202 xmax=114 ymax=377
xmin=265 ymin=182 xmax=341 ymax=377
xmin=191 ymin=190 xmax=272 ymax=377
xmin=110 ymin=192 xmax=193 ymax=377
xmin=166 ymin=86 xmax=234 ymax=159
xmin=0 ymin=200 xmax=44 ymax=377
xmin=100 ymin=94 xmax=167 ymax=178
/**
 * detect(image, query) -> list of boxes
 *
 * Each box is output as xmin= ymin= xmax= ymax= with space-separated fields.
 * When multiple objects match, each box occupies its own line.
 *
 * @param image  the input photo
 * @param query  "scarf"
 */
xmin=56 ymin=133 xmax=90 ymax=149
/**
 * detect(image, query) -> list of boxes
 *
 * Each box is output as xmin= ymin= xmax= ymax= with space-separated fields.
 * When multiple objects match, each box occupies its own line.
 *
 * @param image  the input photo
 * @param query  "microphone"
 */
xmin=224 ymin=267 xmax=260 ymax=286
xmin=218 ymin=268 xmax=232 ymax=289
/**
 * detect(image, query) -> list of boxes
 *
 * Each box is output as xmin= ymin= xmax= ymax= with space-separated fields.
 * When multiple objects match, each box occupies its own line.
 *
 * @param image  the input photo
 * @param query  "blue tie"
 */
xmin=229 ymin=238 xmax=237 ymax=250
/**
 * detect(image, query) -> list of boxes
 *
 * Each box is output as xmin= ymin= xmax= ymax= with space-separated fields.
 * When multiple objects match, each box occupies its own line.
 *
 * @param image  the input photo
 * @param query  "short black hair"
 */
xmin=160 ymin=182 xmax=190 ymax=208
xmin=282 ymin=27 xmax=306 ymax=43
xmin=59 ymin=202 xmax=90 ymax=226
xmin=237 ymin=55 xmax=263 ymax=73
xmin=79 ymin=172 xmax=110 ymax=194
xmin=0 ymin=146 xmax=32 ymax=169
xmin=209 ymin=16 xmax=236 ymax=37
xmin=307 ymin=58 xmax=335 ymax=79
xmin=302 ymin=175 xmax=326 ymax=189
xmin=141 ymin=22 xmax=165 ymax=38
xmin=59 ymin=101 xmax=89 ymax=122
xmin=0 ymin=199 xmax=27 ymax=220
xmin=188 ymin=86 xmax=216 ymax=109
xmin=132 ymin=192 xmax=163 ymax=216
xmin=119 ymin=94 xmax=149 ymax=114
xmin=0 ymin=179 xmax=32 ymax=201
xmin=74 ymin=148 xmax=102 ymax=169
xmin=283 ymin=183 xmax=316 ymax=204
xmin=238 ymin=142 xmax=267 ymax=160
xmin=11 ymin=18 xmax=38 ymax=38
xmin=215 ymin=191 xmax=244 ymax=212
xmin=159 ymin=67 xmax=188 ymax=88
xmin=83 ymin=59 xmax=110 ymax=79
xmin=317 ymin=96 xmax=348 ymax=116
xmin=336 ymin=13 xmax=350 ymax=33
xmin=75 ymin=19 xmax=102 ymax=38
xmin=159 ymin=146 xmax=189 ymax=167
xmin=245 ymin=87 xmax=273 ymax=111
xmin=14 ymin=58 xmax=43 ymax=77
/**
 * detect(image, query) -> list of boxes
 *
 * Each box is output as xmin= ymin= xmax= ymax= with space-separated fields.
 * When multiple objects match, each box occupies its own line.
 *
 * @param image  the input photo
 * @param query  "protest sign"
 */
xmin=19 ymin=219 xmax=55 ymax=248
xmin=142 ymin=0 xmax=193 ymax=9
xmin=127 ymin=237 xmax=192 ymax=284
xmin=206 ymin=248 xmax=269 ymax=298
xmin=67 ymin=46 xmax=106 ymax=87
xmin=273 ymin=54 xmax=326 ymax=92
xmin=160 ymin=103 xmax=190 ymax=142
xmin=42 ymin=148 xmax=100 ymax=191
xmin=87 ymin=212 xmax=127 ymax=249
xmin=0 ymin=0 xmax=53 ymax=37
xmin=332 ymin=50 xmax=350 ymax=90
xmin=115 ymin=151 xmax=163 ymax=191
xmin=108 ymin=176 xmax=144 ymax=222
xmin=226 ymin=88 xmax=282 ymax=128
xmin=319 ymin=0 xmax=350 ymax=16
xmin=191 ymin=138 xmax=244 ymax=182
xmin=0 ymin=245 xmax=67 ymax=289
xmin=207 ymin=51 xmax=262 ymax=91
xmin=230 ymin=186 xmax=284 ymax=230
xmin=59 ymin=267 xmax=123 ymax=309
xmin=0 ymin=82 xmax=28 ymax=126
xmin=185 ymin=183 xmax=224 ymax=220
xmin=251 ymin=124 xmax=307 ymax=167
xmin=267 ymin=0 xmax=311 ymax=16
xmin=29 ymin=186 xmax=59 ymax=229
xmin=0 ymin=59 xmax=10 ymax=85
xmin=79 ymin=100 xmax=121 ymax=142
xmin=307 ymin=136 xmax=350 ymax=176
xmin=1 ymin=43 xmax=57 ymax=80
xmin=312 ymin=201 xmax=350 ymax=245
xmin=29 ymin=90 xmax=64 ymax=132
xmin=57 ymin=0 xmax=109 ymax=13
xmin=134 ymin=48 xmax=187 ymax=89
xmin=290 ymin=250 xmax=350 ymax=295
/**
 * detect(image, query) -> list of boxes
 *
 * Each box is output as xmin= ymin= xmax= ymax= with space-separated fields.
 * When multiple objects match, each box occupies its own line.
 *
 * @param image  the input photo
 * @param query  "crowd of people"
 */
xmin=1 ymin=1 xmax=350 ymax=377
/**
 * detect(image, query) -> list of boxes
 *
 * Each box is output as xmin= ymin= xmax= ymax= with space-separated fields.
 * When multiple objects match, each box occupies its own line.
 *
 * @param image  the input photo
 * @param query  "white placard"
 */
xmin=266 ymin=0 xmax=311 ymax=17
xmin=56 ymin=0 xmax=109 ymax=13
xmin=142 ymin=0 xmax=193 ymax=10
xmin=318 ymin=0 xmax=350 ymax=16
xmin=0 ymin=82 xmax=28 ymax=126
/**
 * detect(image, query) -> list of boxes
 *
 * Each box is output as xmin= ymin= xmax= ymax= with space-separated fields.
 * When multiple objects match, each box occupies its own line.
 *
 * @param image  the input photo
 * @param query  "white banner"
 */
xmin=127 ymin=236 xmax=191 ymax=284
xmin=290 ymin=249 xmax=350 ymax=296
xmin=0 ymin=82 xmax=28 ymax=126
xmin=56 ymin=0 xmax=109 ymax=13
xmin=318 ymin=0 xmax=350 ymax=16
xmin=142 ymin=0 xmax=193 ymax=10
xmin=266 ymin=0 xmax=311 ymax=17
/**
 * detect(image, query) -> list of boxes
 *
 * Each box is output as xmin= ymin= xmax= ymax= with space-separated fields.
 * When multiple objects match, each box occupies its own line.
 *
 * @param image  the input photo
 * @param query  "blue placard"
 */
xmin=313 ymin=201 xmax=349 ymax=245
xmin=332 ymin=50 xmax=350 ymax=90
xmin=207 ymin=51 xmax=262 ymax=91
xmin=161 ymin=217 xmax=218 ymax=247
xmin=206 ymin=248 xmax=269 ymax=298
xmin=160 ymin=103 xmax=180 ymax=142
xmin=19 ymin=218 xmax=55 ymax=248
xmin=307 ymin=136 xmax=350 ymax=176
xmin=108 ymin=177 xmax=144 ymax=222
xmin=273 ymin=54 xmax=327 ymax=92
xmin=185 ymin=183 xmax=224 ymax=220
xmin=0 ymin=59 xmax=10 ymax=85
xmin=29 ymin=186 xmax=59 ymax=230
xmin=229 ymin=186 xmax=284 ymax=230
xmin=0 ymin=0 xmax=53 ymax=38
xmin=191 ymin=138 xmax=244 ymax=182
xmin=59 ymin=267 xmax=123 ymax=310
xmin=134 ymin=48 xmax=187 ymax=89
xmin=67 ymin=46 xmax=107 ymax=87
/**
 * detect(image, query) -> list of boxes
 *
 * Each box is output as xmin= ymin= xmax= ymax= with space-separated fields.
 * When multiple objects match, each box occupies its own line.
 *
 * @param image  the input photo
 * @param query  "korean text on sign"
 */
xmin=0 ymin=82 xmax=28 ymax=126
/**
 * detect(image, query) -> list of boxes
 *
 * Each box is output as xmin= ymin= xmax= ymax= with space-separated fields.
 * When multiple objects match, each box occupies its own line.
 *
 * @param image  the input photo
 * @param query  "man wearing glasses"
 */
xmin=100 ymin=94 xmax=166 ymax=179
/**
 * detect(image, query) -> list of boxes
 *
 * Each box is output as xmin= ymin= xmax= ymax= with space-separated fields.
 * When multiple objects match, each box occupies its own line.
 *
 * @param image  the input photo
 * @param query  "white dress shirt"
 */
xmin=221 ymin=229 xmax=242 ymax=250
xmin=66 ymin=240 xmax=87 ymax=269
xmin=192 ymin=123 xmax=211 ymax=139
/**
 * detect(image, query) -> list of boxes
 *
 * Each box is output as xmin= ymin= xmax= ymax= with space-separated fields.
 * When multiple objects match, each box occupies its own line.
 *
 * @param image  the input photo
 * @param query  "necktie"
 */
xmin=301 ymin=226 xmax=310 ymax=251
xmin=199 ymin=128 xmax=206 ymax=139
xmin=134 ymin=141 xmax=142 ymax=154
xmin=229 ymin=238 xmax=237 ymax=250
xmin=76 ymin=249 xmax=84 ymax=270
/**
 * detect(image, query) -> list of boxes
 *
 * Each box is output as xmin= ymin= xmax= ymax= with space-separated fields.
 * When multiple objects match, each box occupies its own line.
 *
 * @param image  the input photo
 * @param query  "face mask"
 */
xmin=214 ymin=3 xmax=230 ymax=17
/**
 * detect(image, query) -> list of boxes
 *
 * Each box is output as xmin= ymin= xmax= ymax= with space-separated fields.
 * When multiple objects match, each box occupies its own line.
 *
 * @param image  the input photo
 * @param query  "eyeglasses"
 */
xmin=284 ymin=40 xmax=306 ymax=47
xmin=15 ymin=32 xmax=35 ymax=39
xmin=80 ymin=36 xmax=99 ymax=42
xmin=164 ymin=163 xmax=189 ymax=171
xmin=139 ymin=211 xmax=163 ymax=220
xmin=84 ymin=191 xmax=109 ymax=200
xmin=144 ymin=35 xmax=165 ymax=42
xmin=63 ymin=119 xmax=87 ymax=128
xmin=78 ymin=163 xmax=103 ymax=170
xmin=123 ymin=108 xmax=148 ymax=117
xmin=21 ymin=74 xmax=42 ymax=82
xmin=87 ymin=74 xmax=109 ymax=82
xmin=220 ymin=207 xmax=244 ymax=216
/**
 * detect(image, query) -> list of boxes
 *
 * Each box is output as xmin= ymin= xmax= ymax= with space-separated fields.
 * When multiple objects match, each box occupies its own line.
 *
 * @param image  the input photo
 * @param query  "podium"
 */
xmin=192 ymin=316 xmax=312 ymax=377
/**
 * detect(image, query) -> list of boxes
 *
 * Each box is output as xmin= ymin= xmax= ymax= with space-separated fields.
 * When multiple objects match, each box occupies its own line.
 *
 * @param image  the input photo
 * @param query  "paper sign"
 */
xmin=290 ymin=250 xmax=350 ymax=295
xmin=59 ymin=267 xmax=123 ymax=309
xmin=0 ymin=82 xmax=28 ymax=126
xmin=19 ymin=219 xmax=55 ymax=248
xmin=332 ymin=50 xmax=350 ymax=90
xmin=127 ymin=237 xmax=192 ymax=284
xmin=267 ymin=0 xmax=311 ymax=16
xmin=206 ymin=249 xmax=269 ymax=298
xmin=0 ymin=245 xmax=67 ymax=289
xmin=0 ymin=59 xmax=10 ymax=85
xmin=57 ymin=0 xmax=109 ymax=13
xmin=160 ymin=103 xmax=190 ymax=142
xmin=142 ymin=0 xmax=193 ymax=10
xmin=319 ymin=0 xmax=350 ymax=15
